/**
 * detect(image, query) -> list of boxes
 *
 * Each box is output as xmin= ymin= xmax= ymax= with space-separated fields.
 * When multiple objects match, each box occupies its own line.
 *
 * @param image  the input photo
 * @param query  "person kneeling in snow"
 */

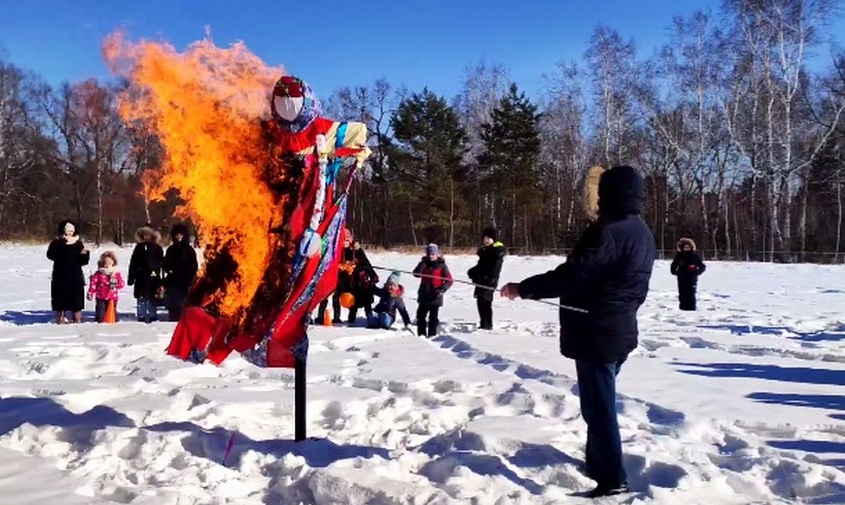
xmin=500 ymin=165 xmax=656 ymax=498
xmin=367 ymin=272 xmax=412 ymax=330
xmin=670 ymin=237 xmax=705 ymax=311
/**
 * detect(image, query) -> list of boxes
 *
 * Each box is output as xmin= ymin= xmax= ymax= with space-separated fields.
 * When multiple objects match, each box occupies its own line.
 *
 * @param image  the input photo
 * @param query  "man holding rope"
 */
xmin=500 ymin=165 xmax=656 ymax=498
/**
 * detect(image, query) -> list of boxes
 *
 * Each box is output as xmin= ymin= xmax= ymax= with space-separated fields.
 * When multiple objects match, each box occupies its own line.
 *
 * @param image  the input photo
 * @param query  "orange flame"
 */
xmin=103 ymin=31 xmax=285 ymax=319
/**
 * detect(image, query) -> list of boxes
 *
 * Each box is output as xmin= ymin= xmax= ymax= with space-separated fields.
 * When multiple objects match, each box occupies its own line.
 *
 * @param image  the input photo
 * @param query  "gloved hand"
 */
xmin=86 ymin=294 xmax=93 ymax=301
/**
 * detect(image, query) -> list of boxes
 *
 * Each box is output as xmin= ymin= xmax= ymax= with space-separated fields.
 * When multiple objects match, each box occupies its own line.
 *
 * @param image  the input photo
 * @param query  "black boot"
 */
xmin=428 ymin=319 xmax=439 ymax=338
xmin=586 ymin=483 xmax=630 ymax=498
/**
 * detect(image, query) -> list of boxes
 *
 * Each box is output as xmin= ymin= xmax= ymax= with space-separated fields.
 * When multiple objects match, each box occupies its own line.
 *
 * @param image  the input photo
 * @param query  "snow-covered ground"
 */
xmin=2 ymin=243 xmax=845 ymax=504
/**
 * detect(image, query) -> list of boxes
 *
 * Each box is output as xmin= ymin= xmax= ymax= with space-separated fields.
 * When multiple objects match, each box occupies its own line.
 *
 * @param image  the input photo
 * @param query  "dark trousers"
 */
xmin=678 ymin=279 xmax=697 ymax=311
xmin=166 ymin=285 xmax=189 ymax=322
xmin=416 ymin=304 xmax=440 ymax=337
xmin=348 ymin=305 xmax=372 ymax=325
xmin=318 ymin=293 xmax=342 ymax=323
xmin=576 ymin=359 xmax=627 ymax=488
xmin=476 ymin=297 xmax=493 ymax=329
xmin=136 ymin=298 xmax=156 ymax=323
xmin=95 ymin=299 xmax=117 ymax=323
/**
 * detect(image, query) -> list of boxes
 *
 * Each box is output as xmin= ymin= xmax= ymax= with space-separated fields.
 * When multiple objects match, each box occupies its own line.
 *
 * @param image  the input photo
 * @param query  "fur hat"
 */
xmin=482 ymin=227 xmax=497 ymax=241
xmin=677 ymin=238 xmax=696 ymax=251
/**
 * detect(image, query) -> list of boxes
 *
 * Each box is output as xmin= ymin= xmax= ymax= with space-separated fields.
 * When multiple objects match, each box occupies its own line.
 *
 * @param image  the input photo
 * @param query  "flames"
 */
xmin=103 ymin=31 xmax=286 ymax=319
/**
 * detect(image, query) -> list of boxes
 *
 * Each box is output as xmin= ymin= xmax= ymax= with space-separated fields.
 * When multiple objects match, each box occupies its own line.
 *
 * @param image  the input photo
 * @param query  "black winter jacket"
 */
xmin=164 ymin=240 xmax=198 ymax=290
xmin=671 ymin=250 xmax=705 ymax=283
xmin=468 ymin=242 xmax=505 ymax=301
xmin=129 ymin=242 xmax=164 ymax=299
xmin=517 ymin=166 xmax=656 ymax=364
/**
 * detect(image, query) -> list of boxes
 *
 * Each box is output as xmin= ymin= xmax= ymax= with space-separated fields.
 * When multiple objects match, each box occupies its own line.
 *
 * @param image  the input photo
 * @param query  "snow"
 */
xmin=2 ymin=243 xmax=845 ymax=504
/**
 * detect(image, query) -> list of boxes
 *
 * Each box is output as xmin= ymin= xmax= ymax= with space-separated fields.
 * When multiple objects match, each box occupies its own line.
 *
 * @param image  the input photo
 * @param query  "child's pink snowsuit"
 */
xmin=88 ymin=268 xmax=125 ymax=301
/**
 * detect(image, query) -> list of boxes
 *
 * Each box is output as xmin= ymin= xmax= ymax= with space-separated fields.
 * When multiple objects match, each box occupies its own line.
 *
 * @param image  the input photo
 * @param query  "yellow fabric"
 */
xmin=323 ymin=122 xmax=372 ymax=166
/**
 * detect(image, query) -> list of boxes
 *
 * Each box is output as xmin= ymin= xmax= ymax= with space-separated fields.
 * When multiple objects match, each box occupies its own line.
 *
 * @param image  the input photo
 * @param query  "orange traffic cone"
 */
xmin=323 ymin=308 xmax=332 ymax=326
xmin=104 ymin=300 xmax=116 ymax=323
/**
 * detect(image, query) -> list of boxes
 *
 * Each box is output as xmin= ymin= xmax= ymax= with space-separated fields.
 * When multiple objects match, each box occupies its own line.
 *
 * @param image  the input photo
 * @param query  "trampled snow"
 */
xmin=2 ymin=244 xmax=845 ymax=504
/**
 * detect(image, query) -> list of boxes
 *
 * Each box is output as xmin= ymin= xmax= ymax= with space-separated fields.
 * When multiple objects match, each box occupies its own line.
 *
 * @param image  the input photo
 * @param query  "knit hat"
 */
xmin=482 ymin=227 xmax=497 ymax=241
xmin=426 ymin=243 xmax=439 ymax=256
xmin=386 ymin=271 xmax=401 ymax=286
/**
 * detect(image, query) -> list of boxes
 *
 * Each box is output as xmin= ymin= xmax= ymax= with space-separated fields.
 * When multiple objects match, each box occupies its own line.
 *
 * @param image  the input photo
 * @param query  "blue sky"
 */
xmin=1 ymin=0 xmax=843 ymax=101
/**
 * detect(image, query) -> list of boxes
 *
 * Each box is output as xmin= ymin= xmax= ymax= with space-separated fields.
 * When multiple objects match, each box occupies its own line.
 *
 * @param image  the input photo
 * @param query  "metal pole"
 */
xmin=294 ymin=355 xmax=306 ymax=441
xmin=369 ymin=265 xmax=589 ymax=314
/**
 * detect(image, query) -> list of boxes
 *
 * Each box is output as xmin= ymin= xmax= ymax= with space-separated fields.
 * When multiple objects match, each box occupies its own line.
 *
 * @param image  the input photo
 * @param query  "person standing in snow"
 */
xmin=670 ymin=237 xmax=706 ymax=311
xmin=348 ymin=239 xmax=379 ymax=325
xmin=163 ymin=223 xmax=199 ymax=322
xmin=318 ymin=229 xmax=356 ymax=324
xmin=87 ymin=251 xmax=125 ymax=322
xmin=47 ymin=220 xmax=91 ymax=324
xmin=413 ymin=243 xmax=453 ymax=338
xmin=128 ymin=225 xmax=164 ymax=323
xmin=500 ymin=165 xmax=656 ymax=498
xmin=468 ymin=227 xmax=505 ymax=330
xmin=367 ymin=271 xmax=412 ymax=330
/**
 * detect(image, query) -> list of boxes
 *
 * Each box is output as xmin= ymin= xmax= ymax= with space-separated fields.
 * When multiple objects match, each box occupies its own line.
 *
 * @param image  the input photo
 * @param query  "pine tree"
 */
xmin=389 ymin=88 xmax=468 ymax=246
xmin=479 ymin=83 xmax=542 ymax=249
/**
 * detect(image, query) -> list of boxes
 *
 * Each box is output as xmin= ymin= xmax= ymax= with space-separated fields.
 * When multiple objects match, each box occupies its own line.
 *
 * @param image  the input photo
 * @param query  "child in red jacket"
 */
xmin=88 ymin=251 xmax=126 ymax=322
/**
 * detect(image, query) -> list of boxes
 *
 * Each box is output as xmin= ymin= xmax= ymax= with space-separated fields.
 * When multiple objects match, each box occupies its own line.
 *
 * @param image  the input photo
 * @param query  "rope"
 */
xmin=370 ymin=264 xmax=589 ymax=314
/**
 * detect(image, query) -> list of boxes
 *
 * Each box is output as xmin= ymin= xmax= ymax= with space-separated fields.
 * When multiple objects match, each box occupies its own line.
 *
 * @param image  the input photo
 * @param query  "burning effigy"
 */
xmin=104 ymin=32 xmax=370 ymax=368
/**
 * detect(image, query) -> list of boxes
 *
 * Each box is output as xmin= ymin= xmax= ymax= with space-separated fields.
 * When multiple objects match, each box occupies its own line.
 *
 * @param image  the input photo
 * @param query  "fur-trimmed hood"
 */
xmin=170 ymin=223 xmax=190 ymax=243
xmin=582 ymin=165 xmax=645 ymax=220
xmin=677 ymin=238 xmax=697 ymax=251
xmin=135 ymin=226 xmax=160 ymax=244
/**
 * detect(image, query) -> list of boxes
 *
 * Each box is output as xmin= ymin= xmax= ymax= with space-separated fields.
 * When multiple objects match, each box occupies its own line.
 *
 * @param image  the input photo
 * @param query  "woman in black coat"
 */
xmin=163 ymin=223 xmax=198 ymax=322
xmin=348 ymin=239 xmax=378 ymax=324
xmin=47 ymin=220 xmax=91 ymax=323
xmin=128 ymin=225 xmax=164 ymax=323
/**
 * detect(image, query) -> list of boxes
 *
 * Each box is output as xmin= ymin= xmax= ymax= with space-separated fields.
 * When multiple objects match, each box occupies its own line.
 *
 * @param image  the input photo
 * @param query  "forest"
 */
xmin=1 ymin=0 xmax=844 ymax=261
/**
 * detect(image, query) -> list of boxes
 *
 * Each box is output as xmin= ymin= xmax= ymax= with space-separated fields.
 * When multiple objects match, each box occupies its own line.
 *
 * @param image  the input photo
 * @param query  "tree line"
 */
xmin=2 ymin=0 xmax=845 ymax=261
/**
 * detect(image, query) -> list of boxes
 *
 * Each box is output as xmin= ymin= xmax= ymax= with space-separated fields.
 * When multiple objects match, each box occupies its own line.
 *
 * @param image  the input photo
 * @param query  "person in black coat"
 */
xmin=413 ymin=243 xmax=453 ymax=338
xmin=500 ymin=165 xmax=656 ymax=498
xmin=128 ymin=225 xmax=164 ymax=323
xmin=163 ymin=223 xmax=199 ymax=322
xmin=46 ymin=220 xmax=91 ymax=324
xmin=468 ymin=227 xmax=505 ymax=330
xmin=671 ymin=237 xmax=706 ymax=311
xmin=317 ymin=230 xmax=376 ymax=324
xmin=348 ymin=239 xmax=378 ymax=325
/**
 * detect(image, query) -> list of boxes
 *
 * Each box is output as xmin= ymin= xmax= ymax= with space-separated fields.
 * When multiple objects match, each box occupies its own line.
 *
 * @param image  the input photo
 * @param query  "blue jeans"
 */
xmin=576 ymin=359 xmax=627 ymax=487
xmin=367 ymin=312 xmax=394 ymax=329
xmin=136 ymin=298 xmax=156 ymax=323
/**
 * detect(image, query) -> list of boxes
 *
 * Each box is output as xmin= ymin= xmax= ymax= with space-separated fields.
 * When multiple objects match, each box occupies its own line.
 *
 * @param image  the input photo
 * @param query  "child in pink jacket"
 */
xmin=88 ymin=251 xmax=125 ymax=322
